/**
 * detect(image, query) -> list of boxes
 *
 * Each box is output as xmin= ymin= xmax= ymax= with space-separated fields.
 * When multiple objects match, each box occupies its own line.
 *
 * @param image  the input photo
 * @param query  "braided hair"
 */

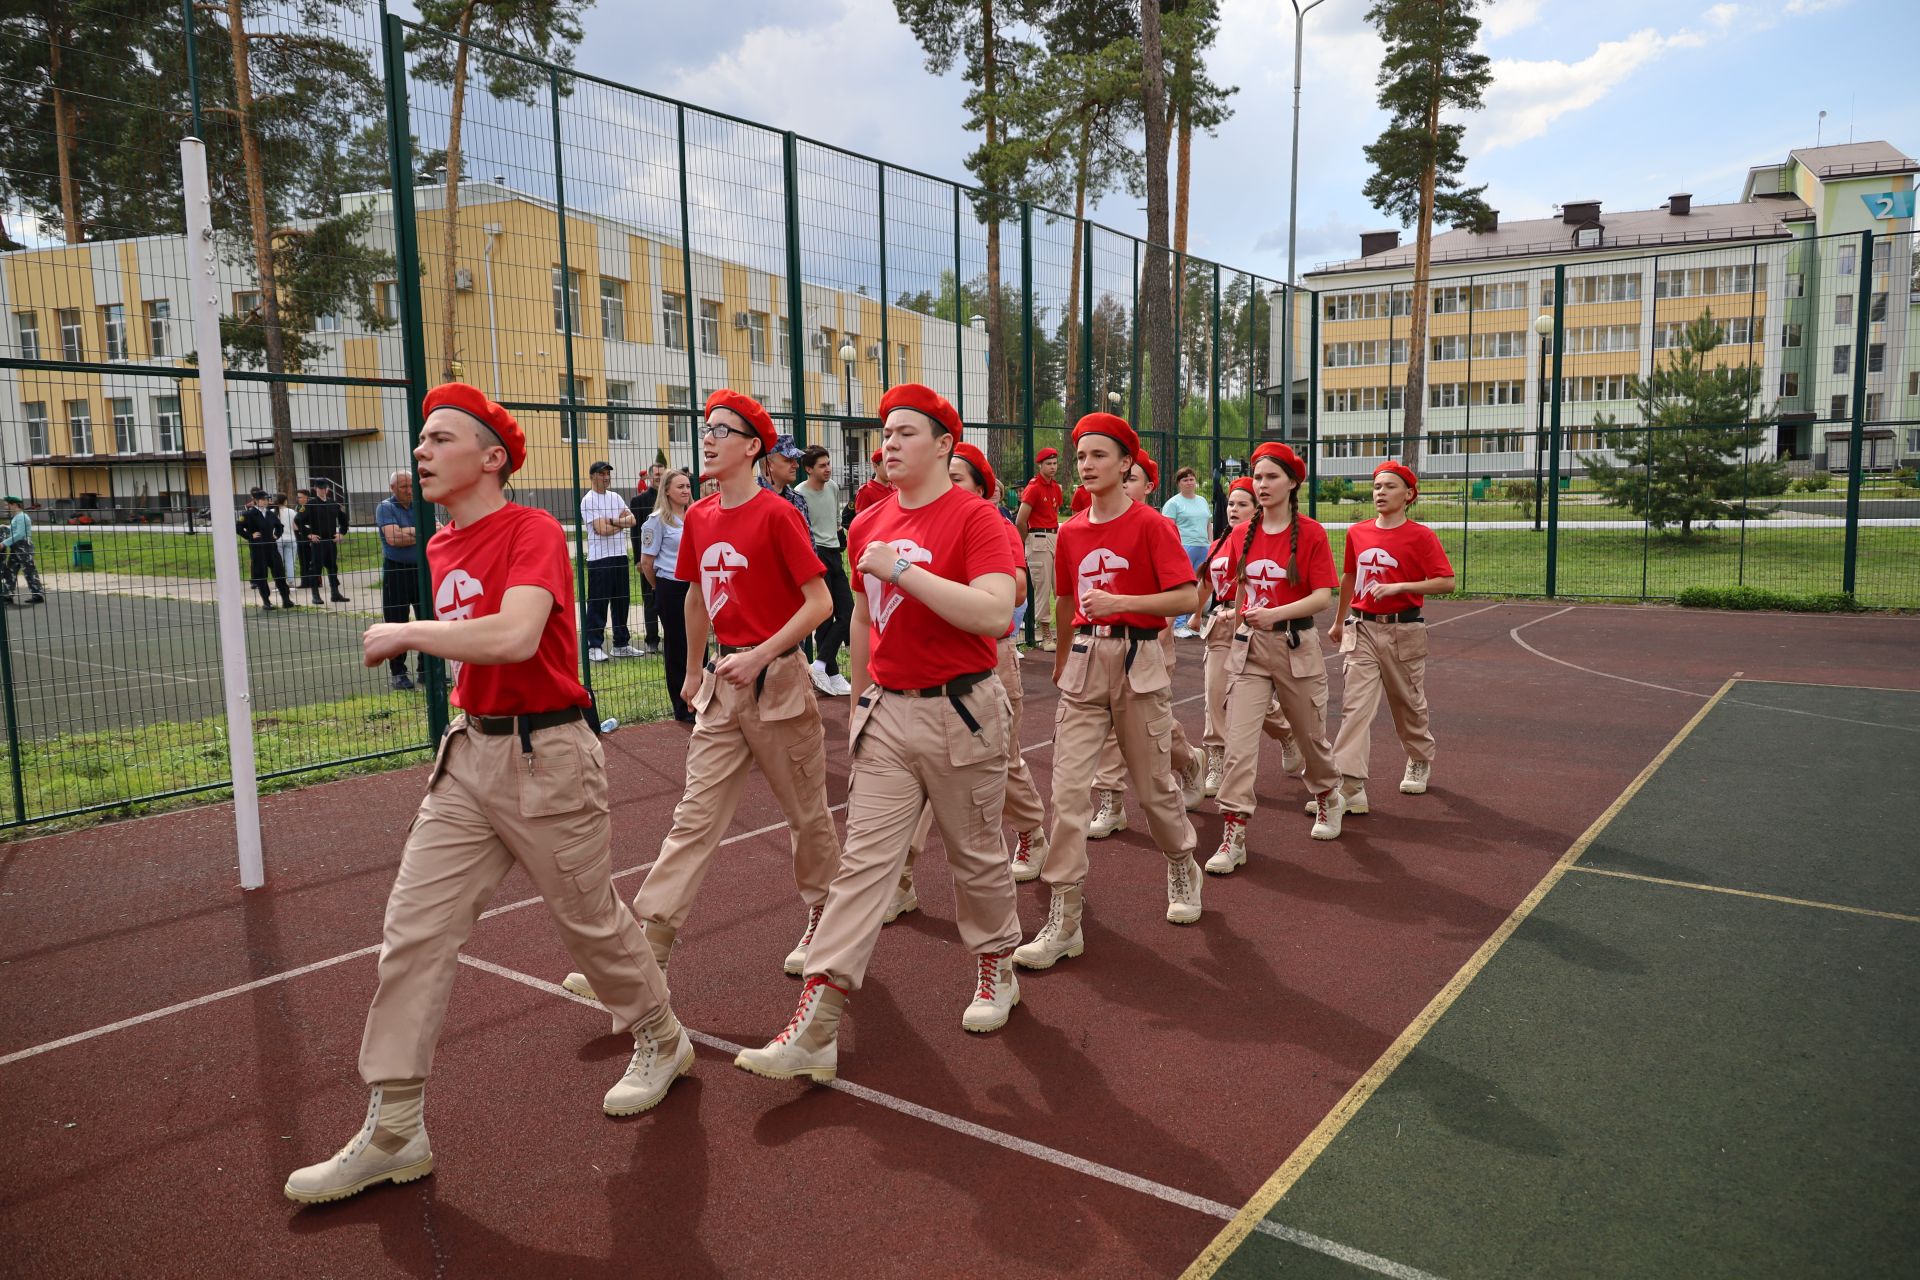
xmin=1235 ymin=470 xmax=1301 ymax=607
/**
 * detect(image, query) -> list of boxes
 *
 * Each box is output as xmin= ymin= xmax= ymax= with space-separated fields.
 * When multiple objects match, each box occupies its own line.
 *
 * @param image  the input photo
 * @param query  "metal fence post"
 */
xmin=381 ymin=11 xmax=446 ymax=741
xmin=1129 ymin=238 xmax=1141 ymax=425
xmin=1209 ymin=264 xmax=1221 ymax=476
xmin=1545 ymin=264 xmax=1567 ymax=597
xmin=1842 ymin=228 xmax=1873 ymax=596
xmin=1020 ymin=201 xmax=1034 ymax=477
xmin=675 ymin=106 xmax=701 ymax=438
xmin=549 ymin=69 xmax=590 ymax=691
xmin=1308 ymin=291 xmax=1321 ymax=517
xmin=952 ymin=185 xmax=964 ymax=423
xmin=878 ymin=164 xmax=891 ymax=390
xmin=179 ymin=0 xmax=202 ymax=140
xmin=1080 ymin=221 xmax=1094 ymax=422
xmin=0 ymin=597 xmax=25 ymax=823
xmin=782 ymin=133 xmax=809 ymax=443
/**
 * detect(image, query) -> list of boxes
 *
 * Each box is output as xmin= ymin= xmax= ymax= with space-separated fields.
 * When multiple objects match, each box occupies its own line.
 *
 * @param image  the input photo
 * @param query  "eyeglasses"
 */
xmin=700 ymin=422 xmax=756 ymax=442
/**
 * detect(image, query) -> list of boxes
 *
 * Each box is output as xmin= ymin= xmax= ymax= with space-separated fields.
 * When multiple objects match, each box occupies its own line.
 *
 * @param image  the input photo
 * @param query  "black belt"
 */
xmin=707 ymin=644 xmax=800 ymax=700
xmin=1235 ymin=616 xmax=1314 ymax=649
xmin=1073 ymin=623 xmax=1161 ymax=673
xmin=1028 ymin=528 xmax=1055 ymax=536
xmin=875 ymin=668 xmax=995 ymax=735
xmin=468 ymin=705 xmax=591 ymax=753
xmin=1352 ymin=607 xmax=1423 ymax=625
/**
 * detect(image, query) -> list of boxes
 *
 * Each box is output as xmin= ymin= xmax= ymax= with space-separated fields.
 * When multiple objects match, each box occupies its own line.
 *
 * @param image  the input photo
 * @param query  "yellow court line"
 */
xmin=1566 ymin=866 xmax=1920 ymax=925
xmin=1178 ymin=676 xmax=1739 ymax=1280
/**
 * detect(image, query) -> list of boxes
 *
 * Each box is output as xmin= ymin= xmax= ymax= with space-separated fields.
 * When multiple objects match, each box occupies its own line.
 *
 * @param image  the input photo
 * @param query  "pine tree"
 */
xmin=1138 ymin=0 xmax=1174 ymax=441
xmin=1581 ymin=311 xmax=1788 ymax=536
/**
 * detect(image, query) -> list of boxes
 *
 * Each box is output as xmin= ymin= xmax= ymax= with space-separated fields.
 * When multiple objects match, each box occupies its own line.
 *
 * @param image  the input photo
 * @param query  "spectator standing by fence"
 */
xmin=639 ymin=469 xmax=696 ymax=723
xmin=628 ymin=462 xmax=665 ymax=656
xmin=1162 ymin=467 xmax=1213 ymax=637
xmin=2 ymin=496 xmax=46 ymax=606
xmin=300 ymin=479 xmax=350 ymax=604
xmin=581 ymin=461 xmax=641 ymax=663
xmin=1015 ymin=447 xmax=1064 ymax=652
xmin=272 ymin=493 xmax=298 ymax=581
xmin=798 ymin=445 xmax=852 ymax=696
xmin=237 ymin=488 xmax=293 ymax=610
xmin=377 ymin=470 xmax=429 ymax=690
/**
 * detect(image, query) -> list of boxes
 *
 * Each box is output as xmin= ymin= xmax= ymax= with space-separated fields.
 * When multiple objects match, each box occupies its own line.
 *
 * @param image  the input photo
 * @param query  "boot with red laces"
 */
xmin=1010 ymin=827 xmax=1050 ymax=883
xmin=733 ymin=975 xmax=848 ymax=1082
xmin=961 ymin=950 xmax=1020 ymax=1032
xmin=782 ymin=904 xmax=825 ymax=976
xmin=1207 ymin=811 xmax=1248 ymax=875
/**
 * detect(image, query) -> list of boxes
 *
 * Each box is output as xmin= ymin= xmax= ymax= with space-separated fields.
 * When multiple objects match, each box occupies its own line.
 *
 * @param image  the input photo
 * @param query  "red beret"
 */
xmin=1229 ymin=477 xmax=1256 ymax=496
xmin=879 ymin=382 xmax=960 ymax=437
xmin=1071 ymin=412 xmax=1141 ymax=460
xmin=1251 ymin=440 xmax=1306 ymax=482
xmin=1374 ymin=459 xmax=1418 ymax=494
xmin=1133 ymin=449 xmax=1159 ymax=489
xmin=705 ymin=389 xmax=774 ymax=456
xmin=870 ymin=448 xmax=884 ymax=467
xmin=951 ymin=441 xmax=996 ymax=496
xmin=423 ymin=382 xmax=525 ymax=475
xmin=1035 ymin=447 xmax=1058 ymax=463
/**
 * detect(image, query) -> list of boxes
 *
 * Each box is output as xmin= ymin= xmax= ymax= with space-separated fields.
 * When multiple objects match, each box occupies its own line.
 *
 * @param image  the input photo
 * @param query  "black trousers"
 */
xmin=381 ymin=561 xmax=425 ymax=675
xmin=655 ymin=576 xmax=692 ymax=720
xmin=812 ymin=543 xmax=852 ymax=677
xmin=304 ymin=539 xmax=341 ymax=590
xmin=248 ymin=542 xmax=290 ymax=603
xmin=583 ymin=555 xmax=630 ymax=649
xmin=635 ymin=551 xmax=660 ymax=645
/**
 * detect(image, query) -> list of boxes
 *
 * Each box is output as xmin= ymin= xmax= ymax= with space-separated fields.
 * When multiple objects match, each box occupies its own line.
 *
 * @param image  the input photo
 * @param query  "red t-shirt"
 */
xmin=680 ymin=488 xmax=824 ymax=647
xmin=1070 ymin=485 xmax=1092 ymax=514
xmin=1203 ymin=530 xmax=1241 ymax=607
xmin=1225 ymin=513 xmax=1337 ymax=611
xmin=1345 ymin=518 xmax=1454 ymax=613
xmin=999 ymin=516 xmax=1025 ymax=638
xmin=854 ymin=479 xmax=892 ymax=513
xmin=1021 ymin=476 xmax=1063 ymax=530
xmin=1054 ymin=500 xmax=1196 ymax=632
xmin=850 ymin=487 xmax=1018 ymax=687
xmin=427 ymin=504 xmax=590 ymax=717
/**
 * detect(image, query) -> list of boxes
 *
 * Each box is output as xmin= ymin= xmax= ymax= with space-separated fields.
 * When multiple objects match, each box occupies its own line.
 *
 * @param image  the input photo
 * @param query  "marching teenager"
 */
xmin=285 ymin=385 xmax=688 ymax=1206
xmin=886 ymin=439 xmax=1050 ymax=923
xmin=1322 ymin=460 xmax=1455 ymax=813
xmin=735 ymin=383 xmax=1022 ymax=1083
xmin=1197 ymin=478 xmax=1257 ymax=795
xmin=1210 ymin=442 xmax=1343 ymax=877
xmin=854 ymin=447 xmax=893 ymax=513
xmin=561 ymin=391 xmax=839 ymax=999
xmin=1015 ymin=415 xmax=1203 ymax=974
xmin=1014 ymin=446 xmax=1063 ymax=651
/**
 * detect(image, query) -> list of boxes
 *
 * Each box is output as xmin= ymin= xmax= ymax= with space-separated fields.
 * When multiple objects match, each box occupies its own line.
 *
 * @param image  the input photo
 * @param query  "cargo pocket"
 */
xmin=964 ymin=777 xmax=1005 ymax=847
xmin=424 ymin=719 xmax=464 ymax=791
xmin=1125 ymin=634 xmax=1171 ymax=695
xmin=692 ymin=663 xmax=719 ymax=715
xmin=756 ymin=652 xmax=811 ymax=723
xmin=1056 ymin=640 xmax=1093 ymax=696
xmin=551 ymin=828 xmax=613 ymax=895
xmin=1225 ymin=627 xmax=1253 ymax=678
xmin=849 ymin=690 xmax=878 ymax=755
xmin=1396 ymin=623 xmax=1430 ymax=663
xmin=1287 ymin=638 xmax=1327 ymax=682
xmin=519 ymin=733 xmax=592 ymax=818
xmin=787 ymin=724 xmax=825 ymax=787
xmin=944 ymin=685 xmax=1006 ymax=768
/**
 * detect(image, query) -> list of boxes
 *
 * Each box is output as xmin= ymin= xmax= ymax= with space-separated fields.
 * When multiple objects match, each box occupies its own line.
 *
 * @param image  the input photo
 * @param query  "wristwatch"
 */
xmin=891 ymin=556 xmax=913 ymax=584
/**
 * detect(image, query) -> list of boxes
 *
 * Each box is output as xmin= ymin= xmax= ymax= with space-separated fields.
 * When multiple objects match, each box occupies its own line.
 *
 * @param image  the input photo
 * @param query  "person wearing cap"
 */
xmin=1321 ymin=460 xmax=1455 ymax=813
xmin=1210 ymin=441 xmax=1345 ymax=876
xmin=561 ymin=389 xmax=839 ymax=1002
xmin=1 ymin=496 xmax=45 ymax=606
xmin=1015 ymin=415 xmax=1203 ymax=973
xmin=299 ymin=478 xmax=350 ymax=604
xmin=1014 ymin=446 xmax=1064 ymax=651
xmin=758 ymin=433 xmax=813 ymax=528
xmin=285 ymin=383 xmax=689 ymax=1207
xmin=581 ymin=460 xmax=642 ymax=663
xmin=734 ymin=383 xmax=1022 ymax=1083
xmin=854 ymin=448 xmax=893 ymax=513
xmin=375 ymin=471 xmax=429 ymax=690
xmin=237 ymin=488 xmax=294 ymax=610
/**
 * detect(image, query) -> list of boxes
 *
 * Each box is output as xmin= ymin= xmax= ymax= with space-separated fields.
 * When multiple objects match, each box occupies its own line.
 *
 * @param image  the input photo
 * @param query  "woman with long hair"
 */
xmin=1196 ymin=478 xmax=1256 ymax=794
xmin=640 ymin=468 xmax=697 ymax=723
xmin=1210 ymin=442 xmax=1344 ymax=875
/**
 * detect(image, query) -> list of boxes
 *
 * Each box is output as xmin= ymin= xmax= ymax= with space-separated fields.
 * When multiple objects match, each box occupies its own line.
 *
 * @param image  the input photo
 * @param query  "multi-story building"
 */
xmin=1281 ymin=141 xmax=1918 ymax=477
xmin=0 ymin=180 xmax=988 ymax=513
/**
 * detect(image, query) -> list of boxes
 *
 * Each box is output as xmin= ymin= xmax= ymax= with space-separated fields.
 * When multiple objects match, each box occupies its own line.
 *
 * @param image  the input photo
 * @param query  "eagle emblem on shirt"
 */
xmin=701 ymin=542 xmax=749 ymax=617
xmin=863 ymin=540 xmax=934 ymax=631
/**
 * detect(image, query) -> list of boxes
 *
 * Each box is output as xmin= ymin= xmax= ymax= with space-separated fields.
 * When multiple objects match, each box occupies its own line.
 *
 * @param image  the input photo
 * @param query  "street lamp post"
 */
xmin=1280 ymin=0 xmax=1329 ymax=444
xmin=838 ymin=338 xmax=857 ymax=457
xmin=1532 ymin=312 xmax=1554 ymax=532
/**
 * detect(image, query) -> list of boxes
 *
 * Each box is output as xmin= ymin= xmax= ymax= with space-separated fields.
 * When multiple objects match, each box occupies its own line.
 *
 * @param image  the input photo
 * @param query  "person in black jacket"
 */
xmin=300 ymin=478 xmax=350 ymax=604
xmin=627 ymin=462 xmax=664 ymax=655
xmin=238 ymin=488 xmax=293 ymax=609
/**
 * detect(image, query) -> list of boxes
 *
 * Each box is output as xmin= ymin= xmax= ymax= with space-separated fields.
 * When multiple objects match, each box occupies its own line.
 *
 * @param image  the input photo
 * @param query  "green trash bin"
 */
xmin=71 ymin=540 xmax=94 ymax=569
xmin=1470 ymin=478 xmax=1490 ymax=500
xmin=1558 ymin=475 xmax=1571 ymax=492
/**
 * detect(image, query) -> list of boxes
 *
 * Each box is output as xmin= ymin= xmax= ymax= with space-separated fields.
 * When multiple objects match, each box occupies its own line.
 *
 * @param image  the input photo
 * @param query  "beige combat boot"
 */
xmin=733 ymin=976 xmax=848 ymax=1082
xmin=284 ymin=1080 xmax=432 ymax=1205
xmin=563 ymin=920 xmax=676 ymax=1002
xmin=603 ymin=1004 xmax=696 ymax=1115
xmin=1012 ymin=884 xmax=1085 ymax=970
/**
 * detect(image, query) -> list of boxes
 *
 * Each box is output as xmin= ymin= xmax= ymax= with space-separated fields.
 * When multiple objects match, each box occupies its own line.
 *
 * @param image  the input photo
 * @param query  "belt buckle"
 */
xmin=1091 ymin=623 xmax=1116 ymax=638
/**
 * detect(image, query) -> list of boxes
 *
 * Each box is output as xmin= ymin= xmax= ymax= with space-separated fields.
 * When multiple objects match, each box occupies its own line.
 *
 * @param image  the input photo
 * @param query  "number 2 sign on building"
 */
xmin=1861 ymin=190 xmax=1917 ymax=220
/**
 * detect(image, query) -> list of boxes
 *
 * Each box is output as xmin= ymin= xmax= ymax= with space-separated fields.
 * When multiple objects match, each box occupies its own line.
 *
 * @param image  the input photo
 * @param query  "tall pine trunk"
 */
xmin=980 ymin=0 xmax=1012 ymax=424
xmin=438 ymin=5 xmax=478 ymax=383
xmin=47 ymin=25 xmax=82 ymax=242
xmin=1139 ymin=0 xmax=1174 ymax=442
xmin=225 ymin=0 xmax=297 ymax=498
xmin=1399 ymin=68 xmax=1442 ymax=470
xmin=1173 ymin=92 xmax=1191 ymax=257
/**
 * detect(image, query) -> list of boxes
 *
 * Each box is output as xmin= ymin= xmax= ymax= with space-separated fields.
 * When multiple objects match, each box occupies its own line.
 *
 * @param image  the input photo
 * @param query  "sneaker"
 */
xmin=602 ymin=1009 xmax=696 ymax=1115
xmin=1088 ymin=790 xmax=1127 ymax=840
xmin=1012 ymin=885 xmax=1084 ymax=970
xmin=883 ymin=870 xmax=918 ymax=924
xmin=1172 ymin=624 xmax=1197 ymax=639
xmin=609 ymin=644 xmax=644 ymax=658
xmin=1203 ymin=746 xmax=1223 ymax=798
xmin=1206 ymin=813 xmax=1247 ymax=875
xmin=563 ymin=921 xmax=674 ymax=1002
xmin=783 ymin=904 xmax=825 ymax=976
xmin=1303 ymin=780 xmax=1367 ymax=816
xmin=1401 ymin=759 xmax=1432 ymax=794
xmin=1310 ymin=789 xmax=1347 ymax=841
xmin=961 ymin=951 xmax=1019 ymax=1032
xmin=1179 ymin=749 xmax=1206 ymax=811
xmin=1280 ymin=736 xmax=1303 ymax=773
xmin=807 ymin=663 xmax=834 ymax=694
xmin=1039 ymin=636 xmax=1057 ymax=653
xmin=733 ymin=975 xmax=847 ymax=1082
xmin=826 ymin=674 xmax=852 ymax=696
xmin=1165 ymin=854 xmax=1203 ymax=924
xmin=390 ymin=672 xmax=415 ymax=691
xmin=284 ymin=1081 xmax=432 ymax=1204
xmin=1010 ymin=827 xmax=1049 ymax=883
xmin=588 ymin=646 xmax=609 ymax=663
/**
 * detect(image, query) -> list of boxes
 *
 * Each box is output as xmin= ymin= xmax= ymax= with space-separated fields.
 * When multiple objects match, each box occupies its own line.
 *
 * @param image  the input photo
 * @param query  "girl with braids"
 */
xmin=1209 ymin=442 xmax=1343 ymax=875
xmin=1196 ymin=478 xmax=1257 ymax=795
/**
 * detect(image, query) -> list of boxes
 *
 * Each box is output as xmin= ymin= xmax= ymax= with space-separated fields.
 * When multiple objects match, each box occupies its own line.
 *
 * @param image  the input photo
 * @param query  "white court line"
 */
xmin=457 ymin=954 xmax=1444 ymax=1280
xmin=31 ymin=648 xmax=198 ymax=684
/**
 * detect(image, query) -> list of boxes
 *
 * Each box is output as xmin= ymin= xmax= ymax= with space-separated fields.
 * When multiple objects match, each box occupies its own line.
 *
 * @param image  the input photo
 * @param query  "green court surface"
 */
xmin=1197 ymin=683 xmax=1920 ymax=1280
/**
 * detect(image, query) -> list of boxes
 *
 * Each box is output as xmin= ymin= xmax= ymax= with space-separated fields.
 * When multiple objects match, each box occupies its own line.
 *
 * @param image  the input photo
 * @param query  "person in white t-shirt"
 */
xmin=581 ymin=460 xmax=640 ymax=661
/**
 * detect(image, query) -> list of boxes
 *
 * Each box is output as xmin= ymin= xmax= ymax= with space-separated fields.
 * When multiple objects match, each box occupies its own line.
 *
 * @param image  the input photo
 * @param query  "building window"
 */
xmin=1780 ymin=323 xmax=1802 ymax=349
xmin=1431 ymin=286 xmax=1469 ymax=314
xmin=600 ymin=277 xmax=626 ymax=342
xmin=607 ymin=380 xmax=633 ymax=442
xmin=1865 ymin=392 xmax=1883 ymax=421
xmin=155 ymin=395 xmax=182 ymax=451
xmin=1653 ymin=265 xmax=1762 ymax=299
xmin=1833 ymin=294 xmax=1853 ymax=326
xmin=232 ymin=291 xmax=261 ymax=319
xmin=146 ymin=300 xmax=170 ymax=358
xmin=557 ymin=375 xmax=587 ymax=440
xmin=1559 ymin=375 xmax=1633 ymax=403
xmin=100 ymin=304 xmax=127 ymax=361
xmin=817 ymin=326 xmax=835 ymax=372
xmin=1471 ymin=282 xmax=1527 ymax=311
xmin=662 ymin=292 xmax=686 ymax=350
xmin=895 ymin=341 xmax=908 ymax=373
xmin=58 ymin=308 xmax=83 ymax=361
xmin=13 ymin=312 xmax=37 ymax=360
xmin=67 ymin=399 xmax=93 ymax=453
xmin=1872 ymin=239 xmax=1892 ymax=272
xmin=1560 ymin=323 xmax=1641 ymax=354
xmin=1574 ymin=226 xmax=1602 ymax=248
xmin=552 ymin=267 xmax=583 ymax=333
xmin=1428 ymin=433 xmax=1462 ymax=455
xmin=1832 ymin=346 xmax=1850 ymax=375
xmin=316 ymin=312 xmax=341 ymax=333
xmin=24 ymin=402 xmax=48 ymax=456
xmin=1430 ymin=335 xmax=1467 ymax=362
xmin=778 ymin=315 xmax=790 ymax=366
xmin=1867 ymin=343 xmax=1885 ymax=373
xmin=1779 ymin=372 xmax=1800 ymax=398
xmin=1836 ymin=243 xmax=1856 ymax=275
xmin=747 ymin=310 xmax=769 ymax=363
xmin=1784 ymin=272 xmax=1804 ymax=298
xmin=373 ymin=282 xmax=397 ymax=322
xmin=698 ymin=300 xmax=720 ymax=354
xmin=1830 ymin=394 xmax=1847 ymax=419
xmin=1469 ymin=330 xmax=1524 ymax=359
xmin=1428 ymin=383 xmax=1463 ymax=408
xmin=1479 ymin=380 xmax=1524 ymax=406
xmin=110 ymin=397 xmax=135 ymax=452
xmin=1910 ymin=371 xmax=1920 ymax=397
xmin=665 ymin=384 xmax=692 ymax=447
xmin=1869 ymin=292 xmax=1888 ymax=323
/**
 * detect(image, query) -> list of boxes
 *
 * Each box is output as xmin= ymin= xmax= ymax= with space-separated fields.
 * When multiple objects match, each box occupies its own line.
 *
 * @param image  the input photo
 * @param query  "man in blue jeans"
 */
xmin=376 ymin=471 xmax=429 ymax=690
xmin=581 ymin=461 xmax=642 ymax=663
xmin=1160 ymin=466 xmax=1212 ymax=636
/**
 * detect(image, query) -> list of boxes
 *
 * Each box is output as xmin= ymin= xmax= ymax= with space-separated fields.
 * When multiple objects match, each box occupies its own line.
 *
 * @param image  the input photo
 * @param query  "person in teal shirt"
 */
xmin=1160 ymin=468 xmax=1211 ymax=635
xmin=2 ymin=496 xmax=45 ymax=606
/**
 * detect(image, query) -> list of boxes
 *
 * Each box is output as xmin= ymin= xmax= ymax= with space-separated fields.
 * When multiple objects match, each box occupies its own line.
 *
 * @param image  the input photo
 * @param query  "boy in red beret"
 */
xmin=1014 ymin=446 xmax=1064 ymax=651
xmin=1016 ymin=414 xmax=1203 ymax=972
xmin=855 ymin=447 xmax=893 ymax=513
xmin=1321 ymin=460 xmax=1455 ymax=812
xmin=560 ymin=389 xmax=839 ymax=1000
xmin=285 ymin=384 xmax=688 ymax=1205
xmin=735 ymin=383 xmax=1022 ymax=1081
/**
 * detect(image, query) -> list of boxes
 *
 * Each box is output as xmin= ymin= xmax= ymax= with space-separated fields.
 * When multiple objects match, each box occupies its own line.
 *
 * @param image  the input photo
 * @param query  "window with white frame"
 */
xmin=1479 ymin=380 xmax=1524 ymax=406
xmin=607 ymin=380 xmax=633 ymax=442
xmin=665 ymin=384 xmax=692 ymax=447
xmin=1779 ymin=372 xmax=1800 ymax=398
xmin=1869 ymin=292 xmax=1887 ymax=323
xmin=1574 ymin=226 xmax=1602 ymax=249
xmin=1469 ymin=330 xmax=1524 ymax=359
xmin=101 ymin=304 xmax=127 ymax=361
xmin=1560 ymin=375 xmax=1632 ymax=403
xmin=1430 ymin=335 xmax=1467 ymax=361
xmin=1833 ymin=294 xmax=1853 ymax=326
xmin=1653 ymin=265 xmax=1762 ymax=299
xmin=67 ymin=399 xmax=93 ymax=453
xmin=1427 ymin=433 xmax=1462 ymax=455
xmin=1324 ymin=437 xmax=1359 ymax=458
xmin=1431 ymin=286 xmax=1469 ymax=314
xmin=1552 ymin=273 xmax=1642 ymax=306
xmin=1428 ymin=383 xmax=1464 ymax=408
xmin=1867 ymin=343 xmax=1885 ymax=373
xmin=1837 ymin=243 xmax=1856 ymax=275
xmin=373 ymin=281 xmax=397 ymax=322
xmin=1471 ymin=282 xmax=1527 ymax=311
xmin=24 ymin=402 xmax=48 ymax=455
xmin=1830 ymin=394 xmax=1848 ymax=418
xmin=318 ymin=311 xmax=343 ymax=333
xmin=1872 ymin=239 xmax=1891 ymax=272
xmin=1560 ymin=323 xmax=1640 ymax=354
xmin=146 ymin=299 xmax=170 ymax=357
xmin=778 ymin=315 xmax=790 ymax=365
xmin=747 ymin=310 xmax=768 ymax=363
xmin=552 ymin=267 xmax=583 ymax=332
xmin=14 ymin=311 xmax=38 ymax=360
xmin=557 ymin=375 xmax=587 ymax=440
xmin=155 ymin=395 xmax=182 ymax=450
xmin=58 ymin=308 xmax=83 ymax=361
xmin=1832 ymin=346 xmax=1849 ymax=375
xmin=895 ymin=341 xmax=908 ymax=374
xmin=599 ymin=277 xmax=626 ymax=342
xmin=1322 ymin=338 xmax=1408 ymax=368
xmin=1865 ymin=392 xmax=1883 ymax=421
xmin=1910 ymin=370 xmax=1920 ymax=397
xmin=1785 ymin=272 xmax=1804 ymax=298
xmin=111 ymin=397 xmax=135 ymax=452
xmin=698 ymin=300 xmax=720 ymax=354
xmin=1780 ymin=322 xmax=1802 ymax=348
xmin=661 ymin=293 xmax=686 ymax=350
xmin=1724 ymin=316 xmax=1754 ymax=346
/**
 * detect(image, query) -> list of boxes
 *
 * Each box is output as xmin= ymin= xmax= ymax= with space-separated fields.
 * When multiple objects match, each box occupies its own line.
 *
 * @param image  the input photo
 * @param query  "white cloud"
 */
xmin=1784 ymin=0 xmax=1847 ymax=13
xmin=1483 ymin=0 xmax=1547 ymax=40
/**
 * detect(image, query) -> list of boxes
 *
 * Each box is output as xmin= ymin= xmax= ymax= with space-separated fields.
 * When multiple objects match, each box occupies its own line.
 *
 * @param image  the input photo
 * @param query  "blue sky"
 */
xmin=508 ymin=0 xmax=1911 ymax=279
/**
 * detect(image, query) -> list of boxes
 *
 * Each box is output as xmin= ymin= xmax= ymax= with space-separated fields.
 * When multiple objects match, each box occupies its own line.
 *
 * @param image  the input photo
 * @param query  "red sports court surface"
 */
xmin=2 ymin=601 xmax=1914 ymax=1278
